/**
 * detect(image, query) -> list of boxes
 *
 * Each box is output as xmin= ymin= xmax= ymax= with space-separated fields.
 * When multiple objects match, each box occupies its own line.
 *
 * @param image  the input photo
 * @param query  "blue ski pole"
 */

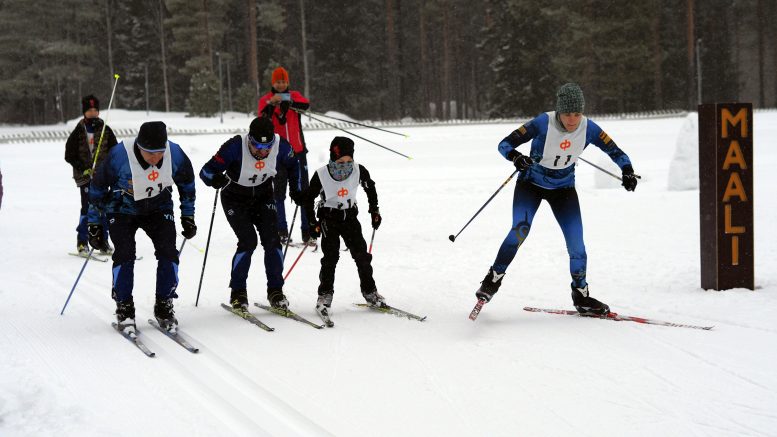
xmin=61 ymin=249 xmax=95 ymax=315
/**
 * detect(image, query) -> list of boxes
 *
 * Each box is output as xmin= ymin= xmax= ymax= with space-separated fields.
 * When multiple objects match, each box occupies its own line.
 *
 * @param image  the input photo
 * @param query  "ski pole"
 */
xmin=294 ymin=109 xmax=412 ymax=160
xmin=178 ymin=239 xmax=186 ymax=257
xmin=368 ymin=228 xmax=376 ymax=254
xmin=449 ymin=170 xmax=519 ymax=243
xmin=283 ymin=205 xmax=299 ymax=262
xmin=61 ymin=249 xmax=95 ymax=315
xmin=577 ymin=156 xmax=641 ymax=182
xmin=195 ymin=189 xmax=220 ymax=307
xmin=91 ymin=73 xmax=120 ymax=171
xmin=283 ymin=244 xmax=309 ymax=280
xmin=309 ymin=110 xmax=408 ymax=138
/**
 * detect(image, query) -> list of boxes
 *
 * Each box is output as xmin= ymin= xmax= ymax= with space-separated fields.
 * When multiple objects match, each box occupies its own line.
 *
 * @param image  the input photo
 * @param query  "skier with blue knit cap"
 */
xmin=199 ymin=117 xmax=303 ymax=312
xmin=88 ymin=121 xmax=197 ymax=334
xmin=474 ymin=83 xmax=638 ymax=316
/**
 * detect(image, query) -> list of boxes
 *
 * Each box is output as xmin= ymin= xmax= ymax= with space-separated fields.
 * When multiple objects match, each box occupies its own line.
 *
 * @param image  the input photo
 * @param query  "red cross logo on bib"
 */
xmin=148 ymin=170 xmax=160 ymax=181
xmin=337 ymin=188 xmax=349 ymax=197
xmin=255 ymin=161 xmax=265 ymax=170
xmin=560 ymin=140 xmax=571 ymax=151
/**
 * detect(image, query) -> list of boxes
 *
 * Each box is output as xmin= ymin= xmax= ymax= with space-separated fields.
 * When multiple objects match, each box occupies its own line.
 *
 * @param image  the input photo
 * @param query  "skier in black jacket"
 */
xmin=199 ymin=117 xmax=303 ymax=311
xmin=64 ymin=95 xmax=118 ymax=255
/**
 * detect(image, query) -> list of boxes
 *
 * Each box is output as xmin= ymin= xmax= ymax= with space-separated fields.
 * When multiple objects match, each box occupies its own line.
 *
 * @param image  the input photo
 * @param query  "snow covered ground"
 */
xmin=1 ymin=111 xmax=775 ymax=436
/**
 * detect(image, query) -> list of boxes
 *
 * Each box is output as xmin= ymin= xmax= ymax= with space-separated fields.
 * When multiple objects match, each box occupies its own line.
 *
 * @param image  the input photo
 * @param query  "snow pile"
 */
xmin=667 ymin=112 xmax=699 ymax=190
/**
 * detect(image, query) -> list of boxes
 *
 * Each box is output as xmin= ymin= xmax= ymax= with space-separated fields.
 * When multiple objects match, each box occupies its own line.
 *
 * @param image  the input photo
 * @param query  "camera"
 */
xmin=278 ymin=93 xmax=291 ymax=102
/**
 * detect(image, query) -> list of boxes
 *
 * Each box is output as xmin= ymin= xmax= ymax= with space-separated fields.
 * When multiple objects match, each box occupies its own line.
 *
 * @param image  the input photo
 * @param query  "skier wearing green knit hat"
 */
xmin=474 ymin=83 xmax=639 ymax=316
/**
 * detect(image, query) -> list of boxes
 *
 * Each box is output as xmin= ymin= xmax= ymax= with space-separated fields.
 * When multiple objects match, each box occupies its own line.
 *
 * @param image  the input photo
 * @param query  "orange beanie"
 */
xmin=271 ymin=67 xmax=289 ymax=84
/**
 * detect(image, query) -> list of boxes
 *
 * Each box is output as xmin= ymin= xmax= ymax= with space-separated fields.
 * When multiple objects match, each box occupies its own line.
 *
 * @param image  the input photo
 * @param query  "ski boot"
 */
xmin=154 ymin=297 xmax=179 ymax=333
xmin=115 ymin=299 xmax=137 ymax=335
xmin=279 ymin=229 xmax=291 ymax=246
xmin=77 ymin=240 xmax=89 ymax=255
xmin=362 ymin=289 xmax=387 ymax=308
xmin=230 ymin=288 xmax=248 ymax=310
xmin=316 ymin=291 xmax=333 ymax=314
xmin=571 ymin=284 xmax=610 ymax=316
xmin=475 ymin=267 xmax=505 ymax=302
xmin=268 ymin=288 xmax=289 ymax=311
xmin=99 ymin=242 xmax=114 ymax=256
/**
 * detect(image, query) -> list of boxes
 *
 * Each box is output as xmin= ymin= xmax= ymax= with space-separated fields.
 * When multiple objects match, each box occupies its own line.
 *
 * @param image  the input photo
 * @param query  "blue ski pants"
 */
xmin=109 ymin=212 xmax=180 ymax=303
xmin=492 ymin=181 xmax=588 ymax=288
xmin=221 ymin=190 xmax=284 ymax=293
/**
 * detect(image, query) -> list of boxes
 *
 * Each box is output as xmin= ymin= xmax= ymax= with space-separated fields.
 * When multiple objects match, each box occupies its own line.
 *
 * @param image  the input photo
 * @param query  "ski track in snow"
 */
xmin=2 ymin=112 xmax=777 ymax=436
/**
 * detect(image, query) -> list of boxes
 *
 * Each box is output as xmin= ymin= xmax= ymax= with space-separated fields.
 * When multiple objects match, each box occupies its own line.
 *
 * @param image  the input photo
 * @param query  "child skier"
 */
xmin=199 ymin=117 xmax=303 ymax=311
xmin=474 ymin=83 xmax=638 ymax=316
xmin=88 ymin=121 xmax=197 ymax=334
xmin=302 ymin=136 xmax=384 ymax=322
xmin=65 ymin=95 xmax=118 ymax=256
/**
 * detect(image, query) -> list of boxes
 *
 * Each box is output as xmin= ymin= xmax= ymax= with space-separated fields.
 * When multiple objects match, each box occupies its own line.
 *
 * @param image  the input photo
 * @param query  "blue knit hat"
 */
xmin=556 ymin=83 xmax=585 ymax=114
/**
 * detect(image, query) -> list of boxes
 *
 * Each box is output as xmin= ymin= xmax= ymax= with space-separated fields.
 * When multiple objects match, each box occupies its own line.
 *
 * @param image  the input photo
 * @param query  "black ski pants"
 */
xmin=108 ymin=212 xmax=179 ymax=302
xmin=318 ymin=212 xmax=376 ymax=296
xmin=221 ymin=190 xmax=284 ymax=292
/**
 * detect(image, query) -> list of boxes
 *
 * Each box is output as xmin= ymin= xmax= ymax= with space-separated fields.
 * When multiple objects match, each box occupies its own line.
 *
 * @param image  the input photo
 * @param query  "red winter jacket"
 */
xmin=258 ymin=89 xmax=310 ymax=154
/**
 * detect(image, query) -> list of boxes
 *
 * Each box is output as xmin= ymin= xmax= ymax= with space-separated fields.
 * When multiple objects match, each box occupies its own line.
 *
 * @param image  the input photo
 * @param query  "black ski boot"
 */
xmin=362 ymin=289 xmax=386 ymax=307
xmin=268 ymin=288 xmax=289 ymax=310
xmin=230 ymin=288 xmax=248 ymax=310
xmin=99 ymin=242 xmax=114 ymax=256
xmin=571 ymin=284 xmax=610 ymax=316
xmin=154 ymin=297 xmax=179 ymax=333
xmin=77 ymin=240 xmax=89 ymax=255
xmin=115 ymin=299 xmax=136 ymax=334
xmin=279 ymin=229 xmax=291 ymax=245
xmin=316 ymin=290 xmax=333 ymax=316
xmin=475 ymin=267 xmax=505 ymax=302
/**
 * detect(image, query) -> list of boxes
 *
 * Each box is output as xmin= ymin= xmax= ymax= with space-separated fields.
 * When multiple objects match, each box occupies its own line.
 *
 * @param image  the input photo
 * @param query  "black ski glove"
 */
xmin=309 ymin=221 xmax=321 ymax=239
xmin=211 ymin=173 xmax=230 ymax=189
xmin=506 ymin=150 xmax=533 ymax=171
xmin=370 ymin=209 xmax=382 ymax=230
xmin=621 ymin=165 xmax=638 ymax=192
xmin=289 ymin=190 xmax=303 ymax=205
xmin=181 ymin=216 xmax=197 ymax=239
xmin=88 ymin=223 xmax=106 ymax=251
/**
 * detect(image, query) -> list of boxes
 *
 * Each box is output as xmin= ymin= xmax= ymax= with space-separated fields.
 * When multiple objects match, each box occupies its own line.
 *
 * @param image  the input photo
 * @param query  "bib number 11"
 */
xmin=553 ymin=155 xmax=572 ymax=167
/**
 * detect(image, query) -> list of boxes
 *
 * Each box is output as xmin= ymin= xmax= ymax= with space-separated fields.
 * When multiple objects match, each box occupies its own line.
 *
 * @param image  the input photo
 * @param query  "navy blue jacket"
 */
xmin=88 ymin=140 xmax=196 ymax=222
xmin=199 ymin=135 xmax=301 ymax=198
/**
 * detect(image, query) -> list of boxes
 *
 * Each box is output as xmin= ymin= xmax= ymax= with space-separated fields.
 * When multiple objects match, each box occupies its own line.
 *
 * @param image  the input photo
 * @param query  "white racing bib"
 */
xmin=539 ymin=111 xmax=588 ymax=169
xmin=236 ymin=134 xmax=279 ymax=187
xmin=124 ymin=138 xmax=173 ymax=201
xmin=317 ymin=163 xmax=361 ymax=210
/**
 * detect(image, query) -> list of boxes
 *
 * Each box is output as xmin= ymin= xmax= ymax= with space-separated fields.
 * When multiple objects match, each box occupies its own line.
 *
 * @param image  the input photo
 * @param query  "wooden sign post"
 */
xmin=698 ymin=103 xmax=754 ymax=290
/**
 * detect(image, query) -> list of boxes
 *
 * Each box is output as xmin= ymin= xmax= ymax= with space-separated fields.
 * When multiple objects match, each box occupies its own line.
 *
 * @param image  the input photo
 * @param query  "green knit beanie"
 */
xmin=556 ymin=83 xmax=585 ymax=114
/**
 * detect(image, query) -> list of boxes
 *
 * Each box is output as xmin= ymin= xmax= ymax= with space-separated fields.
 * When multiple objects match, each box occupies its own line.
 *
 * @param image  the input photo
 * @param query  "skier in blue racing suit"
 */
xmin=474 ymin=83 xmax=639 ymax=316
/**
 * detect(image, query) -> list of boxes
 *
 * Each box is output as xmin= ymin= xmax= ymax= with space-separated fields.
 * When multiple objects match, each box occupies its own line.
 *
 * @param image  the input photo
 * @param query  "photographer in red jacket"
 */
xmin=258 ymin=67 xmax=312 ymax=246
